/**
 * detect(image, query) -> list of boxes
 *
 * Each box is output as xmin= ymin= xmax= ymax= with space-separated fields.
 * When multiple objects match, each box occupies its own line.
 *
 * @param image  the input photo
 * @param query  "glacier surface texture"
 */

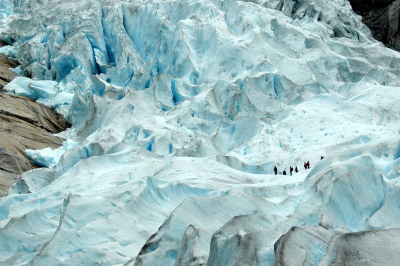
xmin=1 ymin=0 xmax=400 ymax=265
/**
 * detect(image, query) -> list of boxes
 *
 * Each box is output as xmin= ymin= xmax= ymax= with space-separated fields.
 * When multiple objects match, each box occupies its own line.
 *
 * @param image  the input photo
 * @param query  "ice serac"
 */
xmin=275 ymin=226 xmax=400 ymax=266
xmin=274 ymin=225 xmax=334 ymax=266
xmin=321 ymin=228 xmax=400 ymax=265
xmin=0 ymin=0 xmax=400 ymax=265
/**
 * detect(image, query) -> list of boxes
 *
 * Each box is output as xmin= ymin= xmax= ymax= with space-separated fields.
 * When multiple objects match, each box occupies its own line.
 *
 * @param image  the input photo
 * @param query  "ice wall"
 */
xmin=0 ymin=0 xmax=400 ymax=265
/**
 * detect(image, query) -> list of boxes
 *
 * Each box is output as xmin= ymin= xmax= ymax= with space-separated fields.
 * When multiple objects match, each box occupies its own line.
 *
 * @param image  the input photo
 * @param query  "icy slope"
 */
xmin=1 ymin=0 xmax=400 ymax=265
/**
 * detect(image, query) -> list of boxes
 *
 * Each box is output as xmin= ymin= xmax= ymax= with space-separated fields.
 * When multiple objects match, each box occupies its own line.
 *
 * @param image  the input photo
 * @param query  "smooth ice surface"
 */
xmin=0 ymin=0 xmax=400 ymax=265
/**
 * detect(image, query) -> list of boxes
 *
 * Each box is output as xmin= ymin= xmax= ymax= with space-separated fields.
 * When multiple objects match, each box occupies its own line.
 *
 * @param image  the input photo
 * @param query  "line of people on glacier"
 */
xmin=274 ymin=156 xmax=324 ymax=175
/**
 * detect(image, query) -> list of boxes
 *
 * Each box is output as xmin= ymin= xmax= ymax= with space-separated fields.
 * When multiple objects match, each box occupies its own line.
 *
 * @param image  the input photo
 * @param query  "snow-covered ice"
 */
xmin=0 ymin=0 xmax=400 ymax=265
xmin=24 ymin=139 xmax=79 ymax=167
xmin=4 ymin=77 xmax=58 ymax=99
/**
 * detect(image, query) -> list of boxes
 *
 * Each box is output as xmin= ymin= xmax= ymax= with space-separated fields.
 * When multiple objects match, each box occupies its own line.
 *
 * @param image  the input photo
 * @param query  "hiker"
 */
xmin=283 ymin=170 xmax=286 ymax=175
xmin=306 ymin=161 xmax=310 ymax=169
xmin=274 ymin=166 xmax=278 ymax=175
xmin=290 ymin=166 xmax=293 ymax=176
xmin=295 ymin=166 xmax=298 ymax=173
xmin=321 ymin=156 xmax=324 ymax=160
xmin=304 ymin=162 xmax=307 ymax=170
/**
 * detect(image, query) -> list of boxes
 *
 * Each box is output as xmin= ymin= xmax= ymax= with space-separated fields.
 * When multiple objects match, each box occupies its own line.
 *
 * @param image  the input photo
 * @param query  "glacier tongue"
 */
xmin=1 ymin=0 xmax=400 ymax=265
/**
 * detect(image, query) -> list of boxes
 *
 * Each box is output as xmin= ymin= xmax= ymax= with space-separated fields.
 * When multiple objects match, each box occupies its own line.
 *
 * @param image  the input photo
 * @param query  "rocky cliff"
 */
xmin=0 ymin=41 xmax=68 ymax=196
xmin=0 ymin=40 xmax=18 ymax=89
xmin=349 ymin=0 xmax=400 ymax=51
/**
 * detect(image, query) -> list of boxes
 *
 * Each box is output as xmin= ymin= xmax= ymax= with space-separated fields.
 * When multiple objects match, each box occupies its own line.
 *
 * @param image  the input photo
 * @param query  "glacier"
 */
xmin=0 ymin=0 xmax=400 ymax=265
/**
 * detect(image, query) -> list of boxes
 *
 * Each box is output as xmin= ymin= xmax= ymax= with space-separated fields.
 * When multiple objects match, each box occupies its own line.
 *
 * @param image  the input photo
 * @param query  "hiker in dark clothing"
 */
xmin=290 ymin=166 xmax=293 ymax=176
xmin=274 ymin=166 xmax=278 ymax=175
xmin=321 ymin=156 xmax=324 ymax=160
xmin=306 ymin=161 xmax=310 ymax=169
xmin=283 ymin=170 xmax=286 ymax=175
xmin=295 ymin=166 xmax=298 ymax=173
xmin=304 ymin=162 xmax=307 ymax=170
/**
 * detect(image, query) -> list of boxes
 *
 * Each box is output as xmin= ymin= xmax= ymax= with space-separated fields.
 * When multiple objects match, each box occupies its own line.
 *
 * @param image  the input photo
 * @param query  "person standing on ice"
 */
xmin=321 ymin=156 xmax=324 ymax=160
xmin=290 ymin=166 xmax=293 ymax=176
xmin=274 ymin=166 xmax=278 ymax=175
xmin=306 ymin=161 xmax=310 ymax=169
xmin=295 ymin=166 xmax=298 ymax=173
xmin=283 ymin=170 xmax=286 ymax=175
xmin=304 ymin=162 xmax=307 ymax=170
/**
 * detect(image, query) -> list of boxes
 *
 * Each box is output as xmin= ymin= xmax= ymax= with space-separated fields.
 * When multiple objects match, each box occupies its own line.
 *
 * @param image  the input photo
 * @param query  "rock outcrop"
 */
xmin=349 ymin=0 xmax=400 ymax=52
xmin=0 ymin=45 xmax=18 ymax=89
xmin=0 ymin=42 xmax=68 ymax=196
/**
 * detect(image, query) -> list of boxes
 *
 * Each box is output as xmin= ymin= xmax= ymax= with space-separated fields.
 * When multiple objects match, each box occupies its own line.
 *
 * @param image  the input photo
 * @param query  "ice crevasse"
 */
xmin=1 ymin=0 xmax=400 ymax=265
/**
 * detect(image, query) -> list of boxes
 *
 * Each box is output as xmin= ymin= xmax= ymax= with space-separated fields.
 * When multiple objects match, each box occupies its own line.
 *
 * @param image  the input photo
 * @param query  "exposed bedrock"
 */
xmin=0 ymin=42 xmax=69 ymax=196
xmin=0 ymin=41 xmax=18 ymax=89
xmin=349 ymin=0 xmax=400 ymax=51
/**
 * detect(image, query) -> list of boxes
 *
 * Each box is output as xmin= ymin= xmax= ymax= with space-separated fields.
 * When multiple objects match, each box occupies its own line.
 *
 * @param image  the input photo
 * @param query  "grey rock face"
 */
xmin=388 ymin=1 xmax=400 ymax=50
xmin=349 ymin=0 xmax=400 ymax=51
xmin=349 ymin=0 xmax=396 ymax=11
